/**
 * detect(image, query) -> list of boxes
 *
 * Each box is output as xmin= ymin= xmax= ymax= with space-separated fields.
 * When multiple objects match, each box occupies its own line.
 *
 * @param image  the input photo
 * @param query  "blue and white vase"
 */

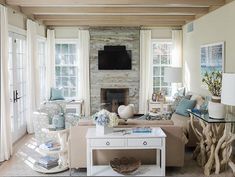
xmin=52 ymin=113 xmax=65 ymax=130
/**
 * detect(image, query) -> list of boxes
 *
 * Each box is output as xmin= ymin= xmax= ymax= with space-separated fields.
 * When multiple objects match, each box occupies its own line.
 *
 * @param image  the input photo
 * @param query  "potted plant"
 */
xmin=93 ymin=109 xmax=119 ymax=135
xmin=202 ymin=71 xmax=225 ymax=119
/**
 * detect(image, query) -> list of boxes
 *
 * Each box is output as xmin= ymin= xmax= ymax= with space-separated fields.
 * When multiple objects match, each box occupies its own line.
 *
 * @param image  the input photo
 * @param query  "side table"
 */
xmin=188 ymin=110 xmax=235 ymax=176
xmin=33 ymin=128 xmax=69 ymax=173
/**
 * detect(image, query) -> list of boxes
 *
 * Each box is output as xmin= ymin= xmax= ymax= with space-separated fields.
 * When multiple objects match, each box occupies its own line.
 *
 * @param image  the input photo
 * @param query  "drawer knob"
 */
xmin=106 ymin=141 xmax=110 ymax=146
xmin=143 ymin=141 xmax=147 ymax=145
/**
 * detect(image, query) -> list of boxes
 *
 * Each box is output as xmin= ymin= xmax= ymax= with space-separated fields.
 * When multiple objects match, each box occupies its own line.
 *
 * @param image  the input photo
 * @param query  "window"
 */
xmin=38 ymin=38 xmax=47 ymax=102
xmin=55 ymin=40 xmax=79 ymax=99
xmin=152 ymin=40 xmax=173 ymax=96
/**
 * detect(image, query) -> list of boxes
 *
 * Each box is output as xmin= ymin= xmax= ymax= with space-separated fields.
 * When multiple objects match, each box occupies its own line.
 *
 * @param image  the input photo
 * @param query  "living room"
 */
xmin=0 ymin=0 xmax=235 ymax=176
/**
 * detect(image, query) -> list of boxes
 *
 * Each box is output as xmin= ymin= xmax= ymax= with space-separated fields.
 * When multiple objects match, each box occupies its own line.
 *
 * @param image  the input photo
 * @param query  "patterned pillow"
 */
xmin=171 ymin=95 xmax=192 ymax=112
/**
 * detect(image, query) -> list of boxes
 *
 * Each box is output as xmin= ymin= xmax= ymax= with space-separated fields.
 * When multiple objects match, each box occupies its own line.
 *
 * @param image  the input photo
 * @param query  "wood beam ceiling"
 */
xmin=0 ymin=0 xmax=6 ymax=5
xmin=21 ymin=7 xmax=209 ymax=15
xmin=6 ymin=0 xmax=225 ymax=6
xmin=5 ymin=0 xmax=226 ymax=27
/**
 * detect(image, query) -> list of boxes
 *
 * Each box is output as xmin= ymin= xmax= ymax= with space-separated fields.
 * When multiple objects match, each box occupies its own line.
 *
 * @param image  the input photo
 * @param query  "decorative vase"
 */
xmin=52 ymin=113 xmax=65 ymax=130
xmin=118 ymin=104 xmax=134 ymax=119
xmin=96 ymin=124 xmax=113 ymax=135
xmin=208 ymin=96 xmax=225 ymax=119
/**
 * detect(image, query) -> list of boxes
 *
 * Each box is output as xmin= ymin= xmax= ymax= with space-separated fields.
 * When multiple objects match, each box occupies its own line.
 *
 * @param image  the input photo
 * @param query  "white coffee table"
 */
xmin=86 ymin=128 xmax=166 ymax=176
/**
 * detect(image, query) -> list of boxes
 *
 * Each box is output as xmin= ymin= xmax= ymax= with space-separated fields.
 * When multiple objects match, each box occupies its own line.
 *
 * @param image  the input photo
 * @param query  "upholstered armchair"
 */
xmin=33 ymin=101 xmax=80 ymax=145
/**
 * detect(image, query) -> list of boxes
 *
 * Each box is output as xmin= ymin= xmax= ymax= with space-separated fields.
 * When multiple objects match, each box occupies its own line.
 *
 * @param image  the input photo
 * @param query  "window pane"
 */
xmin=70 ymin=88 xmax=76 ymax=97
xmin=153 ymin=56 xmax=160 ymax=65
xmin=62 ymin=77 xmax=69 ymax=86
xmin=161 ymin=55 xmax=170 ymax=65
xmin=153 ymin=67 xmax=160 ymax=76
xmin=161 ymin=87 xmax=172 ymax=96
xmin=153 ymin=87 xmax=160 ymax=93
xmin=152 ymin=41 xmax=173 ymax=96
xmin=153 ymin=77 xmax=160 ymax=87
xmin=69 ymin=77 xmax=77 ymax=87
xmin=64 ymin=88 xmax=69 ymax=97
xmin=56 ymin=77 xmax=61 ymax=87
xmin=161 ymin=77 xmax=169 ymax=86
xmin=56 ymin=44 xmax=61 ymax=54
xmin=55 ymin=54 xmax=61 ymax=65
xmin=62 ymin=67 xmax=68 ymax=76
xmin=56 ymin=66 xmax=61 ymax=76
xmin=55 ymin=42 xmax=78 ymax=98
xmin=62 ymin=44 xmax=68 ymax=54
xmin=69 ymin=44 xmax=76 ymax=54
xmin=69 ymin=55 xmax=76 ymax=65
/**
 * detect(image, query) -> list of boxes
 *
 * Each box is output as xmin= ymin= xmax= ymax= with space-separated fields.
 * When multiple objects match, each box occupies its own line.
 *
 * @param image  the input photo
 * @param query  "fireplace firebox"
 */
xmin=100 ymin=88 xmax=129 ymax=113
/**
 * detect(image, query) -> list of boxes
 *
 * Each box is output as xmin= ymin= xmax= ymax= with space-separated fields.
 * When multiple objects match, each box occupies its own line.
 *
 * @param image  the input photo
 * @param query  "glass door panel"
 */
xmin=9 ymin=32 xmax=27 ymax=142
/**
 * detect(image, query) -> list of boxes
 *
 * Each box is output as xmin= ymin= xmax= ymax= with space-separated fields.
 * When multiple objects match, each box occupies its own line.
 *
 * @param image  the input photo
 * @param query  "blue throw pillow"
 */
xmin=50 ymin=88 xmax=64 ymax=100
xmin=175 ymin=98 xmax=196 ymax=117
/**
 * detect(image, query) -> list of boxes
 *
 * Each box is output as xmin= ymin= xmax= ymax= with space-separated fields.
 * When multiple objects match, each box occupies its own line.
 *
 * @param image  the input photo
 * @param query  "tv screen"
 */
xmin=98 ymin=46 xmax=132 ymax=70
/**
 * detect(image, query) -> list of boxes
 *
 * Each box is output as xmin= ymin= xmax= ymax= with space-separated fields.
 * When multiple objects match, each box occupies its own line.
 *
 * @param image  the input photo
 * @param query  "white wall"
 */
xmin=183 ymin=1 xmax=235 ymax=96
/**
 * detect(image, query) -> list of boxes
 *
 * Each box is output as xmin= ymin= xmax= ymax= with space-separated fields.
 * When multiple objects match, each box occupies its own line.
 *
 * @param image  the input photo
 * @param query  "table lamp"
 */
xmin=164 ymin=67 xmax=182 ymax=83
xmin=221 ymin=73 xmax=235 ymax=113
xmin=164 ymin=67 xmax=182 ymax=97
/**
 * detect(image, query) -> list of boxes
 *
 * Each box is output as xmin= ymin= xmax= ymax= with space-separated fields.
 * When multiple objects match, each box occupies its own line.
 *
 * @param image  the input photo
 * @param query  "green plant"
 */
xmin=202 ymin=71 xmax=222 ymax=97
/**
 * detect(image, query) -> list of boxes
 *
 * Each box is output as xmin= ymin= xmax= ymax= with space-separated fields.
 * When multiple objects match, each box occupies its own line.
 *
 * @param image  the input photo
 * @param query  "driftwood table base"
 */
xmin=190 ymin=114 xmax=235 ymax=176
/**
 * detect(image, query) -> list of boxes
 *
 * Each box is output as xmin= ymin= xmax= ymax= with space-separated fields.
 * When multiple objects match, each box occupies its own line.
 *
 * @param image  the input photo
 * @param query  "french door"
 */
xmin=8 ymin=32 xmax=27 ymax=142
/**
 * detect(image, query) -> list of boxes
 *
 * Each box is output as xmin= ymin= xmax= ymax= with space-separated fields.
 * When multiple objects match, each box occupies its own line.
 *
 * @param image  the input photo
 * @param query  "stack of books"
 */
xmin=36 ymin=156 xmax=58 ymax=170
xmin=39 ymin=140 xmax=60 ymax=151
xmin=132 ymin=127 xmax=152 ymax=133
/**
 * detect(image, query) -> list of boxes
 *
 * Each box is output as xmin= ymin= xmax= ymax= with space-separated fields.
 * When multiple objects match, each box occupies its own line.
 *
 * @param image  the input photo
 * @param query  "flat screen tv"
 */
xmin=98 ymin=46 xmax=132 ymax=70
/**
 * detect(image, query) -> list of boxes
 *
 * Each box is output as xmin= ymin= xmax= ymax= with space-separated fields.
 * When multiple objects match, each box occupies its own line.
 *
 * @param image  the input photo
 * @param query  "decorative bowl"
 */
xmin=110 ymin=157 xmax=141 ymax=175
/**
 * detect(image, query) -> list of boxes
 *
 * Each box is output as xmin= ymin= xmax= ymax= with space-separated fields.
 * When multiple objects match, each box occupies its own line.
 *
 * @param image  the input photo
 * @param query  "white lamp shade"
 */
xmin=221 ymin=73 xmax=235 ymax=106
xmin=164 ymin=67 xmax=182 ymax=83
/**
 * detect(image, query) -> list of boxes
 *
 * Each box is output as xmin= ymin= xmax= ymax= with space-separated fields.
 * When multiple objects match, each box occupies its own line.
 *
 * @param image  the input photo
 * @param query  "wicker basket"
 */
xmin=110 ymin=157 xmax=141 ymax=175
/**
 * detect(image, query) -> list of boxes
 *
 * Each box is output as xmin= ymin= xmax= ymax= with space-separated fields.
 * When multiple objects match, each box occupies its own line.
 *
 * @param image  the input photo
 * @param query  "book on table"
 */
xmin=39 ymin=140 xmax=60 ymax=151
xmin=132 ymin=127 xmax=152 ymax=133
xmin=36 ymin=155 xmax=59 ymax=169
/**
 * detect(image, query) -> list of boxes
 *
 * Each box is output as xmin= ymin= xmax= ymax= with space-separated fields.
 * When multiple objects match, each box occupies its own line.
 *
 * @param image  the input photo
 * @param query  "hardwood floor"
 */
xmin=0 ymin=134 xmax=233 ymax=176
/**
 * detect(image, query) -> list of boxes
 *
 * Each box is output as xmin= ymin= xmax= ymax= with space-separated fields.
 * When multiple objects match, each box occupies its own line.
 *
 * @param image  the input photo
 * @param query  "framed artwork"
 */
xmin=200 ymin=42 xmax=224 ymax=80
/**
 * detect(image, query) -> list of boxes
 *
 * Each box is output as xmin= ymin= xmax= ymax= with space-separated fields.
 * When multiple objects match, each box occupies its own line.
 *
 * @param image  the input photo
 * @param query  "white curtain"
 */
xmin=78 ymin=30 xmax=90 ymax=116
xmin=172 ymin=30 xmax=182 ymax=67
xmin=0 ymin=5 xmax=12 ymax=162
xmin=172 ymin=30 xmax=183 ymax=94
xmin=46 ymin=29 xmax=55 ymax=99
xmin=26 ymin=19 xmax=40 ymax=134
xmin=139 ymin=30 xmax=152 ymax=114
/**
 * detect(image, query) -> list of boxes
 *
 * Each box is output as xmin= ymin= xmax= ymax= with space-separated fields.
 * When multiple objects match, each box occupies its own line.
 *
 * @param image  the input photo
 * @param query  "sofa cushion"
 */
xmin=175 ymin=98 xmax=196 ymax=117
xmin=126 ymin=119 xmax=173 ymax=125
xmin=171 ymin=113 xmax=190 ymax=135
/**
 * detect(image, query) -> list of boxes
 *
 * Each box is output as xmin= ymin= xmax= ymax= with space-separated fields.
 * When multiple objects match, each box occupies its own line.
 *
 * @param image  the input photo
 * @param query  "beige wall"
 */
xmin=8 ymin=7 xmax=46 ymax=37
xmin=151 ymin=28 xmax=172 ymax=39
xmin=183 ymin=1 xmax=235 ymax=96
xmin=55 ymin=27 xmax=79 ymax=39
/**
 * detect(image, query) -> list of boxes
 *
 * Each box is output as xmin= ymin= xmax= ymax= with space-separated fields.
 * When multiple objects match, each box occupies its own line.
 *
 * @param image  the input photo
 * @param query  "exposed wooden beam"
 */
xmin=21 ymin=7 xmax=209 ymax=15
xmin=6 ymin=0 xmax=225 ymax=7
xmin=44 ymin=19 xmax=185 ymax=27
xmin=0 ymin=0 xmax=6 ymax=5
xmin=35 ymin=15 xmax=195 ymax=22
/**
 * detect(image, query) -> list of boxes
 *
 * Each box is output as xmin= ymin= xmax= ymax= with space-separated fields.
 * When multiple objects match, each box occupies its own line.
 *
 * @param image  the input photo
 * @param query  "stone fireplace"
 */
xmin=100 ymin=88 xmax=129 ymax=113
xmin=90 ymin=27 xmax=140 ymax=114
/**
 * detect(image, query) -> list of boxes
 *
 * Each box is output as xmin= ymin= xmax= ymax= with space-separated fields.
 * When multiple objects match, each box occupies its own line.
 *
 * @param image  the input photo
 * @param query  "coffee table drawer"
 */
xmin=128 ymin=138 xmax=161 ymax=147
xmin=90 ymin=139 xmax=125 ymax=147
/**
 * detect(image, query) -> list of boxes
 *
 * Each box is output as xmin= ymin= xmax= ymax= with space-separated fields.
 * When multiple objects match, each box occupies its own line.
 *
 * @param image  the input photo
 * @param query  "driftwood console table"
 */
xmin=188 ymin=109 xmax=235 ymax=176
